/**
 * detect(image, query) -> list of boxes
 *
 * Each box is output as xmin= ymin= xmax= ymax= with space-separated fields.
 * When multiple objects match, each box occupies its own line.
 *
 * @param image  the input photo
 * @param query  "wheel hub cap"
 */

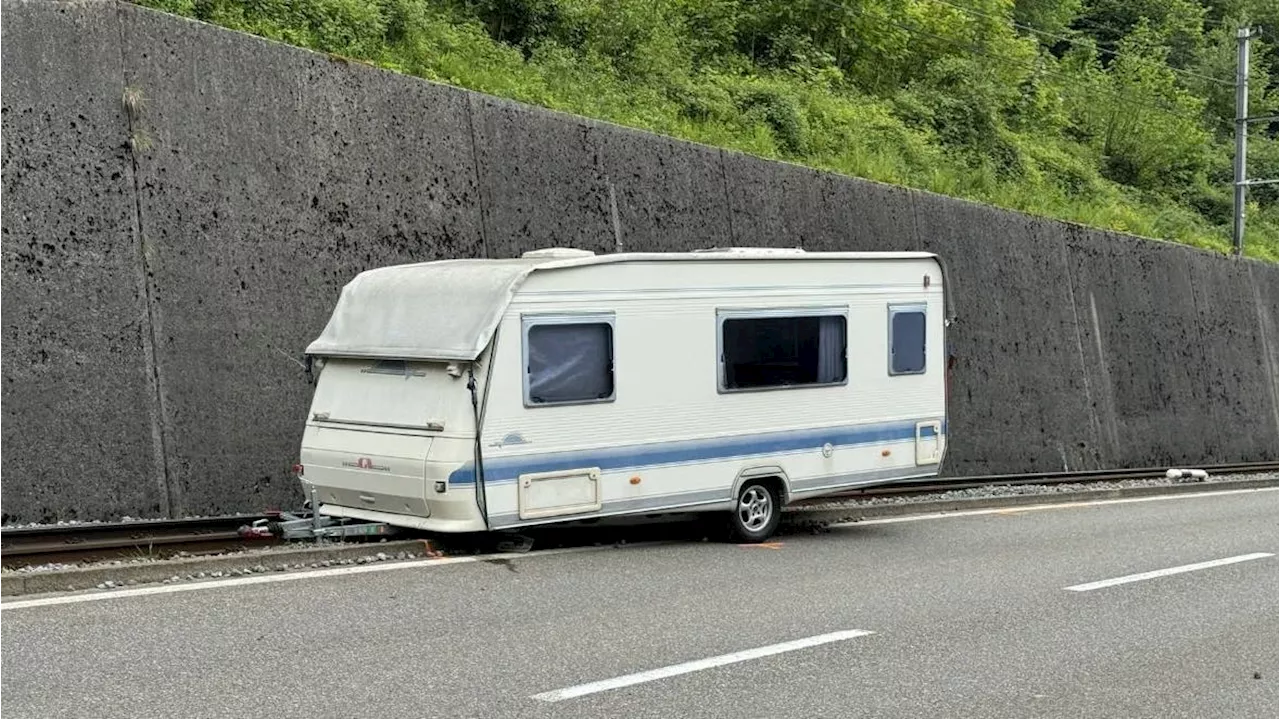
xmin=738 ymin=487 xmax=773 ymax=531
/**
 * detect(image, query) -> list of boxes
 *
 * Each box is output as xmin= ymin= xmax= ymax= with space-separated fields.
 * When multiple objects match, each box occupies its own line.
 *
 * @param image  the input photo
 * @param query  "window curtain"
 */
xmin=816 ymin=316 xmax=845 ymax=383
xmin=528 ymin=324 xmax=613 ymax=402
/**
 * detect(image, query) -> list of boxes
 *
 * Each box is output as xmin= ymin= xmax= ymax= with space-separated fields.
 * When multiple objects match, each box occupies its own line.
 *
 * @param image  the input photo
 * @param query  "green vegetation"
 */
xmin=134 ymin=0 xmax=1279 ymax=260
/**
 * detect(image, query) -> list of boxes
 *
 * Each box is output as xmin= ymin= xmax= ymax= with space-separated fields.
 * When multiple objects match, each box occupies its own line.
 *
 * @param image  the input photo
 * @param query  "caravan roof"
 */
xmin=305 ymin=248 xmax=942 ymax=361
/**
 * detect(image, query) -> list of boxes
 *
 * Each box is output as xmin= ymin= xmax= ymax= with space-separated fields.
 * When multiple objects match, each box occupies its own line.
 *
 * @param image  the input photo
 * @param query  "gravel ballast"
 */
xmin=791 ymin=471 xmax=1279 ymax=512
xmin=781 ymin=471 xmax=1278 ymax=530
xmin=0 ymin=540 xmax=438 ymax=597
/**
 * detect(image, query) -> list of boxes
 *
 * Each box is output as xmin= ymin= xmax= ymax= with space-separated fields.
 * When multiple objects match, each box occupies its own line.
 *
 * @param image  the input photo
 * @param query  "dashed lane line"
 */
xmin=531 ymin=629 xmax=876 ymax=702
xmin=1064 ymin=552 xmax=1276 ymax=592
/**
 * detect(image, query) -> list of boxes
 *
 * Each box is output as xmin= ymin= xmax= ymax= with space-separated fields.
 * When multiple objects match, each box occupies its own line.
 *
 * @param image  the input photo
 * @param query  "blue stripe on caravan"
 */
xmin=449 ymin=418 xmax=947 ymax=485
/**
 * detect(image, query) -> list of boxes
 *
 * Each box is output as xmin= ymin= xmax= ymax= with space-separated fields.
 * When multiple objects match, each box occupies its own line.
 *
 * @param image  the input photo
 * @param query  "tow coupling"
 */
xmin=237 ymin=483 xmax=400 ymax=542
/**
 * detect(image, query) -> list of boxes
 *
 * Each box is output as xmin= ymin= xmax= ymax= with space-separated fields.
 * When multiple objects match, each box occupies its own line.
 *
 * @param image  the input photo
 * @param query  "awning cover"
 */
xmin=305 ymin=257 xmax=551 ymax=361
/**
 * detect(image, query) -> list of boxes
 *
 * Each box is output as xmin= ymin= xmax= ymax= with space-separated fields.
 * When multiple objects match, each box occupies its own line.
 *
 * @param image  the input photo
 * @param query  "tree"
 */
xmin=1074 ymin=0 xmax=1207 ymax=69
xmin=1076 ymin=24 xmax=1210 ymax=190
xmin=1014 ymin=0 xmax=1083 ymax=36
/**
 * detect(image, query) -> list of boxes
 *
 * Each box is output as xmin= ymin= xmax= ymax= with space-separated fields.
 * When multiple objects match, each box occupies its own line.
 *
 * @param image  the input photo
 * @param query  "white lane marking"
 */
xmin=0 ymin=543 xmax=666 ymax=611
xmin=1064 ymin=552 xmax=1276 ymax=592
xmin=531 ymin=629 xmax=875 ymax=702
xmin=829 ymin=487 xmax=1278 ymax=528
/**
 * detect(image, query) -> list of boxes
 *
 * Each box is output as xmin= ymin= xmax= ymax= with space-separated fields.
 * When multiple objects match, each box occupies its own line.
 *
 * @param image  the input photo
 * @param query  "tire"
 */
xmin=727 ymin=480 xmax=780 ymax=543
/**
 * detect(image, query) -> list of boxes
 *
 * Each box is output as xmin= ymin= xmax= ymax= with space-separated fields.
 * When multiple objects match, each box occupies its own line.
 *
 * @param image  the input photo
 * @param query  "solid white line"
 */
xmin=530 ymin=629 xmax=874 ymax=702
xmin=0 ymin=544 xmax=663 ymax=611
xmin=1064 ymin=552 xmax=1276 ymax=592
xmin=6 ymin=487 xmax=1272 ymax=611
xmin=829 ymin=487 xmax=1278 ymax=528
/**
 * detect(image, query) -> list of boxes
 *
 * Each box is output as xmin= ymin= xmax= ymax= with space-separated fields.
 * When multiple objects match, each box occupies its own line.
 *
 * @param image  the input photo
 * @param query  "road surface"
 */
xmin=3 ymin=488 xmax=1277 ymax=718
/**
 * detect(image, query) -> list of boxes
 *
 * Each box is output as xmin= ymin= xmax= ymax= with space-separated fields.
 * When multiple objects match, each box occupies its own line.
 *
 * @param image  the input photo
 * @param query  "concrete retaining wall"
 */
xmin=117 ymin=7 xmax=486 ymax=516
xmin=2 ymin=0 xmax=1276 ymax=522
xmin=0 ymin=1 xmax=169 ymax=522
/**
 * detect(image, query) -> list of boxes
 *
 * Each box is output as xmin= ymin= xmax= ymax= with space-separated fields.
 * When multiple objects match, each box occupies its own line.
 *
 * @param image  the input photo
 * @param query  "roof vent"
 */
xmin=522 ymin=247 xmax=597 ymax=259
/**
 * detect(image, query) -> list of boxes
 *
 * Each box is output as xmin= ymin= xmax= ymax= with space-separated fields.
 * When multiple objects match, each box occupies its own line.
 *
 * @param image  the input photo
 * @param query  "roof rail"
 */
xmin=691 ymin=246 xmax=806 ymax=254
xmin=522 ymin=247 xmax=597 ymax=259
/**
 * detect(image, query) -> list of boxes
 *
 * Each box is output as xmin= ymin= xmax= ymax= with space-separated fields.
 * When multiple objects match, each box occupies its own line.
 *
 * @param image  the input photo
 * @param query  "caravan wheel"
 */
xmin=728 ymin=481 xmax=780 ymax=543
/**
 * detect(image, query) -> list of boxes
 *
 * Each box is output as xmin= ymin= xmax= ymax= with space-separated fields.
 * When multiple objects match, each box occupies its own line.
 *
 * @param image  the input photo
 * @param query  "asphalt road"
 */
xmin=3 ymin=489 xmax=1277 ymax=719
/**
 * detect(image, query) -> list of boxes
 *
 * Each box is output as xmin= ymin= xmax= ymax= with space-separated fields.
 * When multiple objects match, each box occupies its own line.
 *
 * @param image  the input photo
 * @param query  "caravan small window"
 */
xmin=889 ymin=305 xmax=927 ymax=375
xmin=719 ymin=311 xmax=847 ymax=391
xmin=523 ymin=317 xmax=615 ymax=406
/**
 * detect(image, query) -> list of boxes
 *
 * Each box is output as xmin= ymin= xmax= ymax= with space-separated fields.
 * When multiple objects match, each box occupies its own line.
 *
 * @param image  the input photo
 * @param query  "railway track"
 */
xmin=0 ymin=515 xmax=280 ymax=567
xmin=3 ymin=461 xmax=1275 ymax=568
xmin=807 ymin=461 xmax=1280 ymax=501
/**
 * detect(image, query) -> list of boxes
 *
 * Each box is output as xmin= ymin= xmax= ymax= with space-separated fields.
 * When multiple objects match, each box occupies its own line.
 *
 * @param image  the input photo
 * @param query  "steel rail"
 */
xmin=1 ymin=515 xmax=275 ymax=562
xmin=817 ymin=461 xmax=1278 ymax=500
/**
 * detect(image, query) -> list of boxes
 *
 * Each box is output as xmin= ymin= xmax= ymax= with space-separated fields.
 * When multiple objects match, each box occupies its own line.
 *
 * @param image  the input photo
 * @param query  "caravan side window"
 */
xmin=522 ymin=314 xmax=615 ymax=406
xmin=888 ymin=305 xmax=927 ymax=375
xmin=718 ymin=309 xmax=847 ymax=391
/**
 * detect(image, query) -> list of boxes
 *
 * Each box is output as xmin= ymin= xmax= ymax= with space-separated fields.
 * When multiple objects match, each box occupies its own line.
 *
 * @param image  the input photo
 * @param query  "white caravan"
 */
xmin=297 ymin=247 xmax=952 ymax=542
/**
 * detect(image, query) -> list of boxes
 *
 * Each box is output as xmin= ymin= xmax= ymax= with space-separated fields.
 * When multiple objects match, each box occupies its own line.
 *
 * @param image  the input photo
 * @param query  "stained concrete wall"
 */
xmin=916 ymin=202 xmax=1101 ymax=475
xmin=116 ymin=8 xmax=486 ymax=516
xmin=0 ymin=1 xmax=169 ymax=522
xmin=2 ymin=0 xmax=1276 ymax=522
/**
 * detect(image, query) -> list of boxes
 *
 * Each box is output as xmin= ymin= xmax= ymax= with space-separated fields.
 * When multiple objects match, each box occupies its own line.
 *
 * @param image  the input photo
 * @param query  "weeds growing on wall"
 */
xmin=133 ymin=0 xmax=1279 ymax=260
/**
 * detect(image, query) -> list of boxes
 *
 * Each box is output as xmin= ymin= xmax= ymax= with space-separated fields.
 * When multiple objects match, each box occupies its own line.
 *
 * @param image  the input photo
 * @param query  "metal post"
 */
xmin=1232 ymin=27 xmax=1252 ymax=256
xmin=309 ymin=483 xmax=322 ymax=543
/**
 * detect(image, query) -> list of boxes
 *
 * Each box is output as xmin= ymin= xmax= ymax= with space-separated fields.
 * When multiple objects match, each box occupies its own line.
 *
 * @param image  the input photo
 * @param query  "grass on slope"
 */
xmin=130 ymin=0 xmax=1279 ymax=261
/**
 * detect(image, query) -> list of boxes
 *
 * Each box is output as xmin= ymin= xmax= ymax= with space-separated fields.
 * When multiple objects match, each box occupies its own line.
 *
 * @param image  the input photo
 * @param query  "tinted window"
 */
xmin=721 ymin=315 xmax=846 ymax=390
xmin=890 ymin=310 xmax=926 ymax=375
xmin=526 ymin=322 xmax=615 ymax=404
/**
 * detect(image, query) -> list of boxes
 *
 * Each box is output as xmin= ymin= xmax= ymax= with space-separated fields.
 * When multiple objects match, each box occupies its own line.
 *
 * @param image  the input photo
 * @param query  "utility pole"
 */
xmin=1232 ymin=27 xmax=1250 ymax=256
xmin=1233 ymin=26 xmax=1280 ymax=256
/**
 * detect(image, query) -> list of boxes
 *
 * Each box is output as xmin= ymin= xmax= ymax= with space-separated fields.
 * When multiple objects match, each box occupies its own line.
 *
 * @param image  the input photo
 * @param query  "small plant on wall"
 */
xmin=122 ymin=85 xmax=154 ymax=153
